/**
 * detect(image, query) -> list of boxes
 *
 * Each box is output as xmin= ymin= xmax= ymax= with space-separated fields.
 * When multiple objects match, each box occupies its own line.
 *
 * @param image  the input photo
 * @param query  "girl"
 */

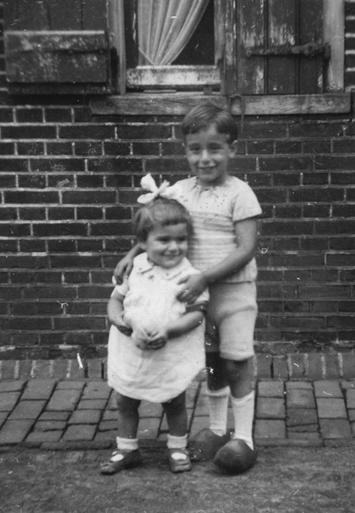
xmin=114 ymin=103 xmax=262 ymax=475
xmin=101 ymin=196 xmax=208 ymax=475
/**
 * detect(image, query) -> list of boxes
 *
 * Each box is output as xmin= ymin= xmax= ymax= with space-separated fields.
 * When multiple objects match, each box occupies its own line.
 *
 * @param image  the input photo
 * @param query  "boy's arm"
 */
xmin=203 ymin=218 xmax=258 ymax=283
xmin=113 ymin=243 xmax=142 ymax=284
xmin=178 ymin=218 xmax=258 ymax=303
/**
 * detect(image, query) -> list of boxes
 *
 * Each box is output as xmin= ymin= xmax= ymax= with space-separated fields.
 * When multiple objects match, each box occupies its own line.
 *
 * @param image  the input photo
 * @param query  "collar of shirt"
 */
xmin=191 ymin=177 xmax=225 ymax=198
xmin=135 ymin=253 xmax=187 ymax=281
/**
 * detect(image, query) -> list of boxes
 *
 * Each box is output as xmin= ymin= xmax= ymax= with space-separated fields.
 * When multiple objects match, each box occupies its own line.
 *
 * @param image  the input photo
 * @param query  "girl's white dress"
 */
xmin=107 ymin=253 xmax=209 ymax=403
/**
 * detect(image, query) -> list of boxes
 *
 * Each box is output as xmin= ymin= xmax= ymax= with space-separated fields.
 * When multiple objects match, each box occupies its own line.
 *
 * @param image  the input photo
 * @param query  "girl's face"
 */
xmin=141 ymin=222 xmax=189 ymax=269
xmin=184 ymin=124 xmax=235 ymax=187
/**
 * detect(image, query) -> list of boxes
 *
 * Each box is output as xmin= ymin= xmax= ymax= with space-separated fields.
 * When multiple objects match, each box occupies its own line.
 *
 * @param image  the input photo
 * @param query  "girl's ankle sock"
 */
xmin=230 ymin=391 xmax=255 ymax=450
xmin=167 ymin=434 xmax=188 ymax=450
xmin=116 ymin=436 xmax=139 ymax=452
xmin=207 ymin=386 xmax=230 ymax=436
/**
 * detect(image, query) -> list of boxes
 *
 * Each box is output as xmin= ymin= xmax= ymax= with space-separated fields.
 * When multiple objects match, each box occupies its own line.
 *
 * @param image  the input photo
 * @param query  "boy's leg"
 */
xmin=209 ymin=282 xmax=258 ymax=473
xmin=162 ymin=392 xmax=191 ymax=473
xmin=100 ymin=392 xmax=141 ymax=475
xmin=223 ymin=357 xmax=255 ymax=447
xmin=213 ymin=357 xmax=257 ymax=474
xmin=189 ymin=351 xmax=230 ymax=461
xmin=206 ymin=351 xmax=230 ymax=436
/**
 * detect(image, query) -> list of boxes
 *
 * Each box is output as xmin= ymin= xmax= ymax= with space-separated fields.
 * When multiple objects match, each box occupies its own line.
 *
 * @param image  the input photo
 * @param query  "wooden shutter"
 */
xmin=236 ymin=0 xmax=329 ymax=94
xmin=4 ymin=0 xmax=114 ymax=94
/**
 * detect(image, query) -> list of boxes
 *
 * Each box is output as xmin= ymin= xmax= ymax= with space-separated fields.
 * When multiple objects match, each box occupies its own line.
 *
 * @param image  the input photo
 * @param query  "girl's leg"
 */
xmin=100 ymin=392 xmax=141 ymax=475
xmin=115 ymin=392 xmax=140 ymax=439
xmin=162 ymin=392 xmax=191 ymax=473
xmin=162 ymin=391 xmax=187 ymax=436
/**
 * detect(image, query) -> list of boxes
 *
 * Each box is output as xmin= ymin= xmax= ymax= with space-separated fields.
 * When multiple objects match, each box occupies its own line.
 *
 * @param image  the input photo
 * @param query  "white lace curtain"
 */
xmin=137 ymin=0 xmax=209 ymax=66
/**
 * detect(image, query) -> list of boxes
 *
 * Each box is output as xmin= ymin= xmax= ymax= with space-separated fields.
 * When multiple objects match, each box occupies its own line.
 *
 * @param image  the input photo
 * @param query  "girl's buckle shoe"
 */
xmin=100 ymin=449 xmax=142 ymax=475
xmin=168 ymin=448 xmax=192 ymax=473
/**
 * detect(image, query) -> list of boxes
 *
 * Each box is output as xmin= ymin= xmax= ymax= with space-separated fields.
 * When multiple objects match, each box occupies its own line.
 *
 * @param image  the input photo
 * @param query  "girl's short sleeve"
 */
xmin=232 ymin=182 xmax=262 ymax=222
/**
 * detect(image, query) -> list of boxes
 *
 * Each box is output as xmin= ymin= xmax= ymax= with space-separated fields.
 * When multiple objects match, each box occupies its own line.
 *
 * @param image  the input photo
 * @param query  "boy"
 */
xmin=115 ymin=103 xmax=262 ymax=474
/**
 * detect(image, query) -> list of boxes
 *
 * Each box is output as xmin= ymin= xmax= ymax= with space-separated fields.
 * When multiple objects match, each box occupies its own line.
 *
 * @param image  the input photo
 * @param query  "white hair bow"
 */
xmin=137 ymin=173 xmax=173 ymax=204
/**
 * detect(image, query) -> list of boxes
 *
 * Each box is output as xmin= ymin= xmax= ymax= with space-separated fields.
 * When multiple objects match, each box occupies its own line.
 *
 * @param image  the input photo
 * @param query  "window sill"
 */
xmin=90 ymin=92 xmax=351 ymax=116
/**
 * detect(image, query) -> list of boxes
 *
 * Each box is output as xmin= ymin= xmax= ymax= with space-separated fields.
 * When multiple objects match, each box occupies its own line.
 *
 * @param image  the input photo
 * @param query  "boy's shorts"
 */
xmin=205 ymin=281 xmax=257 ymax=361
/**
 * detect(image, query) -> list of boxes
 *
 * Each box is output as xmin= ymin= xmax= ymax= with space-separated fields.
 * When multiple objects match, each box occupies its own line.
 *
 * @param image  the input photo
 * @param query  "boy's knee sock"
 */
xmin=167 ymin=433 xmax=188 ymax=450
xmin=231 ymin=391 xmax=255 ymax=450
xmin=207 ymin=386 xmax=230 ymax=436
xmin=116 ymin=436 xmax=139 ymax=452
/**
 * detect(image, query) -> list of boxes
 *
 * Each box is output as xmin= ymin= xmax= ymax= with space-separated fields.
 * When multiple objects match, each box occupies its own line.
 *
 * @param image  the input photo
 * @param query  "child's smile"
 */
xmin=141 ymin=223 xmax=189 ymax=269
xmin=184 ymin=124 xmax=235 ymax=187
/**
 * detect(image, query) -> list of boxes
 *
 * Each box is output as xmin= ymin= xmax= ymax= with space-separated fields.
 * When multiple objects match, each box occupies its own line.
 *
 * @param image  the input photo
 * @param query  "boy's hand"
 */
xmin=177 ymin=273 xmax=208 ymax=303
xmin=113 ymin=255 xmax=134 ymax=285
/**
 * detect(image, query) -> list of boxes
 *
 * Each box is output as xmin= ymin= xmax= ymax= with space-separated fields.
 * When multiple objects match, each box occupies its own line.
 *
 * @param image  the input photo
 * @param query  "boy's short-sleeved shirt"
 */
xmin=168 ymin=176 xmax=262 ymax=283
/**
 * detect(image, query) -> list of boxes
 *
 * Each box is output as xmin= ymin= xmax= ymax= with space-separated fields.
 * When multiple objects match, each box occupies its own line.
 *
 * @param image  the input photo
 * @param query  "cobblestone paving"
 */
xmin=0 ymin=357 xmax=354 ymax=449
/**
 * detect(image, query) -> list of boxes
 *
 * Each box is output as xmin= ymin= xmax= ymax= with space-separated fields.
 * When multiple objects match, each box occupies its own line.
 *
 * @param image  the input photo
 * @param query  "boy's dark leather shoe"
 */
xmin=213 ymin=438 xmax=257 ymax=474
xmin=189 ymin=428 xmax=230 ymax=461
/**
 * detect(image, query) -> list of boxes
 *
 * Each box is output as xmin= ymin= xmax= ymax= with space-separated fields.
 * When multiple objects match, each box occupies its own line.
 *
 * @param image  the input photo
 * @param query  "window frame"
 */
xmin=99 ymin=0 xmax=350 ymax=115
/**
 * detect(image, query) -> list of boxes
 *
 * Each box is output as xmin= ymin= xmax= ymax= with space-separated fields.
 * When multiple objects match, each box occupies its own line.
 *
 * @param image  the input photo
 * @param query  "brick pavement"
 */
xmin=0 ymin=357 xmax=354 ymax=449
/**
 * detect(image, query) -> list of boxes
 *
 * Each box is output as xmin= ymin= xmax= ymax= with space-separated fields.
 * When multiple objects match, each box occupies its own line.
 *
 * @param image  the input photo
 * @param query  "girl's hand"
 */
xmin=135 ymin=336 xmax=167 ymax=350
xmin=113 ymin=316 xmax=132 ymax=336
xmin=177 ymin=273 xmax=208 ymax=304
xmin=117 ymin=324 xmax=132 ymax=336
xmin=133 ymin=326 xmax=167 ymax=350
xmin=145 ymin=336 xmax=167 ymax=350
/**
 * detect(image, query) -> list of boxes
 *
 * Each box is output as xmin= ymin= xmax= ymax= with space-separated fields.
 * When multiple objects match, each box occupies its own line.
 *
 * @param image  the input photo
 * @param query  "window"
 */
xmin=112 ymin=0 xmax=222 ymax=93
xmin=110 ymin=0 xmax=345 ymax=96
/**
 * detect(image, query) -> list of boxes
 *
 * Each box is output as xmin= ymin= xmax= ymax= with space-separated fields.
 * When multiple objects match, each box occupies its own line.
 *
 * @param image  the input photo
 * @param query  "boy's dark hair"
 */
xmin=133 ymin=197 xmax=193 ymax=242
xmin=181 ymin=102 xmax=238 ymax=142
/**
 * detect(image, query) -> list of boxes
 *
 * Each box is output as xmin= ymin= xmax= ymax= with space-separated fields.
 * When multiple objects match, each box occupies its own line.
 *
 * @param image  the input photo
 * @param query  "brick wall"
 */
xmin=0 ymin=3 xmax=355 ymax=359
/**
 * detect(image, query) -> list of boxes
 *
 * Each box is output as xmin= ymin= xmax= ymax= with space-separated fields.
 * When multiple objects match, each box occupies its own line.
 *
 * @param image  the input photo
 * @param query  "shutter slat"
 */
xmin=5 ymin=0 xmax=49 ymax=30
xmin=268 ymin=0 xmax=296 ymax=94
xmin=47 ymin=0 xmax=82 ymax=30
xmin=238 ymin=0 xmax=265 ymax=94
xmin=299 ymin=0 xmax=324 ymax=93
xmin=5 ymin=31 xmax=108 ymax=83
xmin=83 ymin=0 xmax=108 ymax=30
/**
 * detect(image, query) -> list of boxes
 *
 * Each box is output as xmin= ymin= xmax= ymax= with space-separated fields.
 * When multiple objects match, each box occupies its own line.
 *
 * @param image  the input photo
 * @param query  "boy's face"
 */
xmin=184 ymin=124 xmax=236 ymax=186
xmin=141 ymin=223 xmax=189 ymax=269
